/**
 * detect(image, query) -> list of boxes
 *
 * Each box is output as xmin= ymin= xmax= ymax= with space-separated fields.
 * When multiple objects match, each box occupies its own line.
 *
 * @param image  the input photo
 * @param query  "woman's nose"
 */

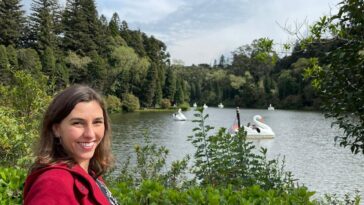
xmin=84 ymin=125 xmax=96 ymax=138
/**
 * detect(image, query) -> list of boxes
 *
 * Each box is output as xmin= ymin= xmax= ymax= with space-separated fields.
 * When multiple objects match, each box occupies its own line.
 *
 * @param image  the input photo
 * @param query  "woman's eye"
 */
xmin=94 ymin=120 xmax=103 ymax=124
xmin=72 ymin=121 xmax=82 ymax=125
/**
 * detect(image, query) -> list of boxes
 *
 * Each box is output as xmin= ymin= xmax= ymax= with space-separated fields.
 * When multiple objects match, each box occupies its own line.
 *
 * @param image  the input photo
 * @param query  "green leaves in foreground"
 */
xmin=110 ymin=180 xmax=317 ymax=205
xmin=188 ymin=108 xmax=294 ymax=191
xmin=0 ymin=167 xmax=26 ymax=204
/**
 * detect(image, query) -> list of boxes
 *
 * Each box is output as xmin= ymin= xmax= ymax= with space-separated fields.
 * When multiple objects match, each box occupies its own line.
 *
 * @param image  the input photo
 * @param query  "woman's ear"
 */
xmin=52 ymin=124 xmax=60 ymax=138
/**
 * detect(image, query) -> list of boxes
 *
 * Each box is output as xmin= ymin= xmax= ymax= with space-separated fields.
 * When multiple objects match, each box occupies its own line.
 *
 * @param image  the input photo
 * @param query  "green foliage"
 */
xmin=0 ymin=70 xmax=51 ymax=166
xmin=112 ymin=134 xmax=189 ymax=189
xmin=105 ymin=95 xmax=121 ymax=113
xmin=64 ymin=51 xmax=91 ymax=83
xmin=178 ymin=102 xmax=190 ymax=111
xmin=141 ymin=63 xmax=158 ymax=107
xmin=306 ymin=0 xmax=364 ymax=154
xmin=316 ymin=192 xmax=361 ymax=205
xmin=62 ymin=0 xmax=100 ymax=55
xmin=29 ymin=0 xmax=59 ymax=51
xmin=188 ymin=108 xmax=295 ymax=190
xmin=6 ymin=45 xmax=18 ymax=69
xmin=122 ymin=93 xmax=140 ymax=112
xmin=0 ymin=0 xmax=25 ymax=47
xmin=164 ymin=67 xmax=176 ymax=101
xmin=17 ymin=48 xmax=42 ymax=76
xmin=109 ymin=180 xmax=319 ymax=205
xmin=160 ymin=98 xmax=171 ymax=109
xmin=0 ymin=167 xmax=26 ymax=204
xmin=0 ymin=45 xmax=11 ymax=85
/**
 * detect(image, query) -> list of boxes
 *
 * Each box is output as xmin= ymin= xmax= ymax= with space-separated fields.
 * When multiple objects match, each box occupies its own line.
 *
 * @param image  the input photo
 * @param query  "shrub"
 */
xmin=160 ymin=98 xmax=171 ymax=109
xmin=105 ymin=95 xmax=121 ymax=113
xmin=0 ymin=70 xmax=51 ymax=167
xmin=109 ymin=180 xmax=318 ymax=205
xmin=179 ymin=102 xmax=190 ymax=111
xmin=188 ymin=108 xmax=295 ymax=191
xmin=110 ymin=134 xmax=190 ymax=189
xmin=0 ymin=167 xmax=27 ymax=204
xmin=122 ymin=93 xmax=140 ymax=112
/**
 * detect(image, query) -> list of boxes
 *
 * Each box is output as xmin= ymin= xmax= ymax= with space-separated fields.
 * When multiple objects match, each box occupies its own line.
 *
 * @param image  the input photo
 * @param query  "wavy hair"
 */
xmin=31 ymin=85 xmax=114 ymax=177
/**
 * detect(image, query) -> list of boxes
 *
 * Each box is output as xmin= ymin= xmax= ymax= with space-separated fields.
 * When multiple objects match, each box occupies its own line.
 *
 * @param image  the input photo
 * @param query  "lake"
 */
xmin=110 ymin=107 xmax=364 ymax=198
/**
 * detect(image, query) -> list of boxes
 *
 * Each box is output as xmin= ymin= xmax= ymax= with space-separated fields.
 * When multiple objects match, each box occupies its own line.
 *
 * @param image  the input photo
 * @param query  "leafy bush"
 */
xmin=0 ymin=70 xmax=51 ymax=167
xmin=179 ymin=102 xmax=190 ymax=111
xmin=122 ymin=93 xmax=140 ymax=112
xmin=188 ymin=108 xmax=295 ymax=191
xmin=160 ymin=98 xmax=171 ymax=109
xmin=109 ymin=180 xmax=318 ymax=205
xmin=105 ymin=95 xmax=121 ymax=113
xmin=0 ymin=167 xmax=26 ymax=204
xmin=111 ymin=134 xmax=190 ymax=189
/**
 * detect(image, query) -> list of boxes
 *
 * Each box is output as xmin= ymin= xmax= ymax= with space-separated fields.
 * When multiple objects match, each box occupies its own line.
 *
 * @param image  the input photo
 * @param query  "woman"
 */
xmin=24 ymin=85 xmax=119 ymax=205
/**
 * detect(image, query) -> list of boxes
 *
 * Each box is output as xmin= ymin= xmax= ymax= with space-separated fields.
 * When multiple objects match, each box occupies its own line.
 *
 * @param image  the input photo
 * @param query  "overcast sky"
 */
xmin=23 ymin=0 xmax=340 ymax=65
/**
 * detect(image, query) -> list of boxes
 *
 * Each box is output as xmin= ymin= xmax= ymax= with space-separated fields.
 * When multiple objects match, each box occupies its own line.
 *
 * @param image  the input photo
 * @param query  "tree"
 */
xmin=0 ymin=0 xmax=26 ymax=46
xmin=305 ymin=0 xmax=364 ymax=154
xmin=141 ymin=63 xmax=157 ymax=107
xmin=109 ymin=12 xmax=120 ymax=37
xmin=0 ymin=45 xmax=11 ymax=85
xmin=62 ymin=0 xmax=100 ymax=55
xmin=29 ymin=0 xmax=60 ymax=52
xmin=163 ymin=67 xmax=176 ymax=101
xmin=17 ymin=48 xmax=42 ymax=76
xmin=6 ymin=45 xmax=18 ymax=69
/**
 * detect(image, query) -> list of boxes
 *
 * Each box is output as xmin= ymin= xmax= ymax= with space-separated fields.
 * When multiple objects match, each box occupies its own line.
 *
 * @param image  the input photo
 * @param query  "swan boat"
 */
xmin=231 ymin=115 xmax=275 ymax=139
xmin=193 ymin=102 xmax=197 ymax=108
xmin=268 ymin=104 xmax=275 ymax=111
xmin=173 ymin=108 xmax=187 ymax=121
xmin=203 ymin=104 xmax=208 ymax=109
xmin=218 ymin=103 xmax=224 ymax=108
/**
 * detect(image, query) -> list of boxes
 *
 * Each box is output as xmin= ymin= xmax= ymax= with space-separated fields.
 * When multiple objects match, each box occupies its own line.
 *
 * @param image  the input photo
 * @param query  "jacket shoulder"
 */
xmin=24 ymin=168 xmax=77 ymax=205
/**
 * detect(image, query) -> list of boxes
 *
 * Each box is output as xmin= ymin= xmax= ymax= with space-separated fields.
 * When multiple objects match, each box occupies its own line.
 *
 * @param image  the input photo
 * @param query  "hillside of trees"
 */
xmin=0 ymin=0 xmax=336 ymax=110
xmin=0 ymin=0 xmax=343 ymax=111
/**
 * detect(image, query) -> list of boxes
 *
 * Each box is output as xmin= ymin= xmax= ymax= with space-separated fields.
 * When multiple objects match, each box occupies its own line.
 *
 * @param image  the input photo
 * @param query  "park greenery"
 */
xmin=0 ymin=0 xmax=363 ymax=203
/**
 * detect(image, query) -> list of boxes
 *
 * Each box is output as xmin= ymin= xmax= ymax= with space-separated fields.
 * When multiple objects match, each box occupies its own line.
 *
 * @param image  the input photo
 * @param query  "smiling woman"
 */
xmin=23 ymin=85 xmax=119 ymax=205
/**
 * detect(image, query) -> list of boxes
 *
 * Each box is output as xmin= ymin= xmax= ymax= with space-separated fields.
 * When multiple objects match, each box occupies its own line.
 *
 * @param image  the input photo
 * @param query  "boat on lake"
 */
xmin=193 ymin=102 xmax=197 ymax=108
xmin=268 ymin=104 xmax=275 ymax=111
xmin=218 ymin=103 xmax=224 ymax=108
xmin=230 ymin=115 xmax=275 ymax=139
xmin=203 ymin=104 xmax=208 ymax=109
xmin=173 ymin=108 xmax=187 ymax=121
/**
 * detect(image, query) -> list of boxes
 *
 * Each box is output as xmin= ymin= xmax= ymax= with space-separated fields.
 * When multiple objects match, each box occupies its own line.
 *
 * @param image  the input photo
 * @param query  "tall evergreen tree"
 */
xmin=0 ymin=0 xmax=25 ymax=46
xmin=164 ymin=67 xmax=176 ymax=101
xmin=109 ymin=12 xmax=120 ymax=37
xmin=6 ymin=45 xmax=18 ymax=69
xmin=0 ymin=45 xmax=11 ymax=84
xmin=175 ymin=78 xmax=185 ymax=104
xmin=62 ymin=0 xmax=100 ymax=55
xmin=142 ymin=63 xmax=157 ymax=107
xmin=29 ymin=0 xmax=60 ymax=52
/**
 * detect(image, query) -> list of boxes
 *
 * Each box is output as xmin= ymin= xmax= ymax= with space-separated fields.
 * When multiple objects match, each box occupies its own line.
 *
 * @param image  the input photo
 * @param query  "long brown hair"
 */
xmin=31 ymin=85 xmax=114 ymax=177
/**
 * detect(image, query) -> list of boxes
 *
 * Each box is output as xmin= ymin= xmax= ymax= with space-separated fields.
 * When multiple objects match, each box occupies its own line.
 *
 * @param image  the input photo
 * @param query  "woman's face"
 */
xmin=53 ymin=100 xmax=105 ymax=170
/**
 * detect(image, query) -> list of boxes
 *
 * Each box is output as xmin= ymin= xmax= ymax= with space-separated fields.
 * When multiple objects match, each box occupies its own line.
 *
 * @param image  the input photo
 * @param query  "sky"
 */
xmin=22 ymin=0 xmax=340 ymax=65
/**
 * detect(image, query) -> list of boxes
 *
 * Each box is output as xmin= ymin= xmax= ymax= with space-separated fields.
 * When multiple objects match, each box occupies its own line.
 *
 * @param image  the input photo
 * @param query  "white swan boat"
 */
xmin=193 ymin=102 xmax=197 ymax=108
xmin=218 ymin=103 xmax=224 ymax=108
xmin=203 ymin=104 xmax=208 ymax=109
xmin=231 ymin=115 xmax=275 ymax=139
xmin=268 ymin=104 xmax=275 ymax=111
xmin=173 ymin=108 xmax=187 ymax=121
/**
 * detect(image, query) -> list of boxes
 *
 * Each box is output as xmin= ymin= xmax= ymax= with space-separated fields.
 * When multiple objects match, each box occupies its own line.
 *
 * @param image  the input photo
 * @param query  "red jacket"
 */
xmin=23 ymin=163 xmax=110 ymax=205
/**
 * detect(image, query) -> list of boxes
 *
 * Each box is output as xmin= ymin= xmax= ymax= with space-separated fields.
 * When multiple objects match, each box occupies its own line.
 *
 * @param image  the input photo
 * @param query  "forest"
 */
xmin=0 ymin=0 xmax=336 ymax=112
